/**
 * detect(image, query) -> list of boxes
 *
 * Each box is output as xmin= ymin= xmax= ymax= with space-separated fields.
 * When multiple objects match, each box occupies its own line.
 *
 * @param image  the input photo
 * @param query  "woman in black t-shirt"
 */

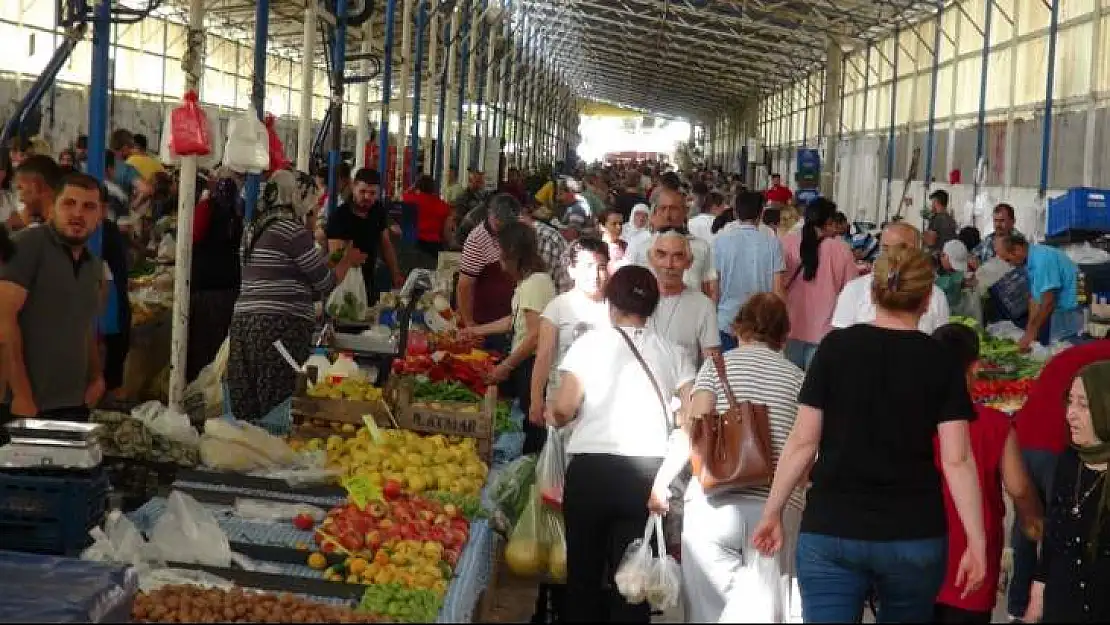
xmin=751 ymin=246 xmax=988 ymax=623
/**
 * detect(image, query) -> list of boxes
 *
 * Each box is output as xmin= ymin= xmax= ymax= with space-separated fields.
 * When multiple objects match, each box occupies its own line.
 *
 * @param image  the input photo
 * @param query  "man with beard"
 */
xmin=12 ymin=155 xmax=61 ymax=229
xmin=326 ymin=168 xmax=404 ymax=306
xmin=0 ymin=172 xmax=107 ymax=421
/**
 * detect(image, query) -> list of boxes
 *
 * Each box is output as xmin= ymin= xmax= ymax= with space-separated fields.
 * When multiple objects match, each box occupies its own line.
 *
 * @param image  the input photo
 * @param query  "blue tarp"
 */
xmin=0 ymin=550 xmax=137 ymax=622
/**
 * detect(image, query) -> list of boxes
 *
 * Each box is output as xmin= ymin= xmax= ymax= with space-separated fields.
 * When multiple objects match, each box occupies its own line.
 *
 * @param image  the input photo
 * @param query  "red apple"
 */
xmin=383 ymin=480 xmax=403 ymax=501
xmin=339 ymin=531 xmax=364 ymax=552
xmin=292 ymin=513 xmax=315 ymax=531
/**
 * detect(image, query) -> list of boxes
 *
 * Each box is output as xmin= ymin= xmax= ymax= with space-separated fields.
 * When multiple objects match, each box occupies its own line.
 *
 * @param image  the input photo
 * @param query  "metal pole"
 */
xmin=379 ymin=0 xmax=398 ymax=193
xmin=973 ymin=0 xmax=993 ymax=199
xmin=453 ymin=2 xmax=471 ymax=172
xmin=1038 ymin=0 xmax=1060 ymax=199
xmin=475 ymin=0 xmax=491 ymax=170
xmin=409 ymin=1 xmax=428 ymax=186
xmin=422 ymin=10 xmax=438 ymax=175
xmin=884 ymin=27 xmax=900 ymax=222
xmin=296 ymin=1 xmax=317 ymax=171
xmin=923 ymin=0 xmax=943 ymax=192
xmin=461 ymin=0 xmax=480 ymax=172
xmin=438 ymin=8 xmax=459 ymax=187
xmin=86 ymin=0 xmax=111 ymax=187
xmin=168 ymin=0 xmax=206 ymax=411
xmin=243 ymin=0 xmax=270 ymax=221
xmin=395 ymin=0 xmax=415 ymax=195
xmin=327 ymin=0 xmax=349 ymax=218
xmin=355 ymin=24 xmax=372 ymax=169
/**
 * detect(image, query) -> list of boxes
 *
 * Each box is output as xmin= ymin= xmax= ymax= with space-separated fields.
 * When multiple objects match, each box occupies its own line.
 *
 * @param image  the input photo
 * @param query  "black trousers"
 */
xmin=563 ymin=453 xmax=663 ymax=623
xmin=103 ymin=332 xmax=130 ymax=392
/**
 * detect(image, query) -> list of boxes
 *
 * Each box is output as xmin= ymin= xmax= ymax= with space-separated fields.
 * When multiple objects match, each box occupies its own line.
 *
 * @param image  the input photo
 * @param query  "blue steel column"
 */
xmin=409 ymin=2 xmax=428 ymax=185
xmin=884 ymin=27 xmax=900 ymax=221
xmin=972 ymin=0 xmax=993 ymax=198
xmin=87 ymin=0 xmax=112 ymax=259
xmin=327 ymin=0 xmax=349 ymax=218
xmin=1038 ymin=0 xmax=1060 ymax=199
xmin=434 ymin=11 xmax=451 ymax=189
xmin=378 ymin=0 xmax=398 ymax=191
xmin=244 ymin=0 xmax=270 ymax=221
xmin=453 ymin=2 xmax=471 ymax=171
xmin=923 ymin=0 xmax=943 ymax=191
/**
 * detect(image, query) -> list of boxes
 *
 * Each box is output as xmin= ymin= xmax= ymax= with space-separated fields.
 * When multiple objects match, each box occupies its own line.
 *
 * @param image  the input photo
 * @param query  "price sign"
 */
xmin=343 ymin=475 xmax=382 ymax=510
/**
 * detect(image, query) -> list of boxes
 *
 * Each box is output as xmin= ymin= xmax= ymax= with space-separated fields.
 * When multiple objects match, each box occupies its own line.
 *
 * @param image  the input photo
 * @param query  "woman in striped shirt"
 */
xmin=226 ymin=170 xmax=366 ymax=424
xmin=649 ymin=293 xmax=805 ymax=622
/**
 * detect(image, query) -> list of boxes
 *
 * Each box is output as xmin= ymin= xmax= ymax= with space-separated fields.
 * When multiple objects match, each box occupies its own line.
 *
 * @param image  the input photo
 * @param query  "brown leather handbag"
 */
xmin=690 ymin=353 xmax=775 ymax=494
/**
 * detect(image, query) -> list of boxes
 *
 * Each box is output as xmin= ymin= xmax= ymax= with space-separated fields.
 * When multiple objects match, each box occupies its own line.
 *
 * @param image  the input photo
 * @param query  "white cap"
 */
xmin=943 ymin=240 xmax=969 ymax=273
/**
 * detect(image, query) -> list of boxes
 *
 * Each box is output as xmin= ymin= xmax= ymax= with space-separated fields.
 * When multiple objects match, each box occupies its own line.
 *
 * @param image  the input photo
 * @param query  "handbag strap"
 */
xmin=784 ymin=263 xmax=805 ymax=291
xmin=615 ymin=326 xmax=671 ymax=429
xmin=710 ymin=351 xmax=741 ymax=413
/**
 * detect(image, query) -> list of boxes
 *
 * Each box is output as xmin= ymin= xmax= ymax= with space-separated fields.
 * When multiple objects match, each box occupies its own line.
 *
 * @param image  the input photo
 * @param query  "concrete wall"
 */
xmin=765 ymin=105 xmax=1109 ymax=241
xmin=0 ymin=76 xmax=359 ymax=163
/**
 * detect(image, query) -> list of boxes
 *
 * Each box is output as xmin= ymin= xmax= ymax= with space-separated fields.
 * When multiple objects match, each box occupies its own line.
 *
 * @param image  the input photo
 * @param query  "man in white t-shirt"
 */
xmin=626 ymin=188 xmax=719 ymax=302
xmin=647 ymin=231 xmax=720 ymax=369
xmin=830 ymin=222 xmax=950 ymax=333
xmin=688 ymin=190 xmax=728 ymax=244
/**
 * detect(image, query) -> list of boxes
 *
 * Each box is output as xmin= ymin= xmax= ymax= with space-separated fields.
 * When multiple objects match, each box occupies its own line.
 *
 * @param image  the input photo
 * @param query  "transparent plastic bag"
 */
xmin=168 ymin=91 xmax=211 ymax=156
xmin=149 ymin=491 xmax=232 ymax=567
xmin=645 ymin=514 xmax=681 ymax=610
xmin=720 ymin=553 xmax=787 ymax=623
xmin=615 ymin=516 xmax=656 ymax=604
xmin=504 ymin=485 xmax=547 ymax=577
xmin=487 ymin=455 xmax=537 ymax=534
xmin=139 ymin=568 xmax=234 ymax=594
xmin=131 ymin=401 xmax=201 ymax=447
xmin=536 ymin=427 xmax=566 ymax=510
xmin=183 ymin=338 xmax=229 ymax=418
xmin=82 ymin=510 xmax=158 ymax=570
xmin=542 ymin=508 xmax=567 ymax=583
xmin=223 ymin=110 xmax=269 ymax=173
xmin=325 ymin=266 xmax=369 ymax=321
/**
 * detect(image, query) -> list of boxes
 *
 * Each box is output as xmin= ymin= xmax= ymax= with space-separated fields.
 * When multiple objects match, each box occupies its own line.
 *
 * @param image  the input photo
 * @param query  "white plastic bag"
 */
xmin=182 ymin=338 xmax=230 ymax=417
xmin=131 ymin=401 xmax=201 ymax=447
xmin=139 ymin=568 xmax=234 ymax=594
xmin=719 ymin=554 xmax=786 ymax=623
xmin=325 ymin=266 xmax=369 ymax=321
xmin=149 ymin=491 xmax=232 ymax=567
xmin=159 ymin=103 xmax=223 ymax=170
xmin=156 ymin=233 xmax=176 ymax=262
xmin=200 ymin=417 xmax=298 ymax=471
xmin=223 ymin=110 xmax=269 ymax=173
xmin=82 ymin=510 xmax=157 ymax=570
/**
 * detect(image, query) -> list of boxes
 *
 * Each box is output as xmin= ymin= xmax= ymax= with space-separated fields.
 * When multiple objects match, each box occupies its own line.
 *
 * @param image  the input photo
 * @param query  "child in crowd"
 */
xmin=931 ymin=323 xmax=1043 ymax=623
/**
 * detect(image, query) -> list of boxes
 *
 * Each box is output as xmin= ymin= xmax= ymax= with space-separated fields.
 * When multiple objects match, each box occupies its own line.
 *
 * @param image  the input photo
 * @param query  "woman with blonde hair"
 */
xmin=752 ymin=247 xmax=987 ymax=622
xmin=648 ymin=292 xmax=806 ymax=622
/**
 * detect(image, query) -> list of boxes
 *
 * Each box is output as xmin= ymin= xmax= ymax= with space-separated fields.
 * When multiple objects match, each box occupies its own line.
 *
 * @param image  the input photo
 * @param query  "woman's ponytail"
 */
xmin=800 ymin=198 xmax=837 ymax=281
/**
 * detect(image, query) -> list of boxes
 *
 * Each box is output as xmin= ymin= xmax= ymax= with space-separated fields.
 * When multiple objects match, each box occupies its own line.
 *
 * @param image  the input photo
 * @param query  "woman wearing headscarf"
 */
xmin=226 ymin=170 xmax=366 ymax=423
xmin=1023 ymin=359 xmax=1110 ymax=623
xmin=187 ymin=176 xmax=245 ymax=382
xmin=621 ymin=203 xmax=650 ymax=242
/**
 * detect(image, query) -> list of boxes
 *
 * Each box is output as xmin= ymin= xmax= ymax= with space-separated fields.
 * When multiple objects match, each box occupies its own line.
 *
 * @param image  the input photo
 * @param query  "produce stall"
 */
xmin=123 ymin=263 xmax=176 ymax=401
xmin=952 ymin=316 xmax=1049 ymax=413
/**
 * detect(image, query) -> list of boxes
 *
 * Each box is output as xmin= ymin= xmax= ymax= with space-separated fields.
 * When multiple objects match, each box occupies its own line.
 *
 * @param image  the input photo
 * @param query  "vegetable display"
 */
xmin=358 ymin=583 xmax=442 ymax=623
xmin=412 ymin=381 xmax=482 ymax=403
xmin=392 ymin=353 xmax=495 ymax=396
xmin=494 ymin=401 xmax=518 ymax=435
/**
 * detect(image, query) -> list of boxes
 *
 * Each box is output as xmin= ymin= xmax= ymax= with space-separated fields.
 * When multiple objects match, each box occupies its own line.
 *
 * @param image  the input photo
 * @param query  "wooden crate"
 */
xmin=290 ymin=375 xmax=396 ymax=429
xmin=391 ymin=376 xmax=496 ymax=462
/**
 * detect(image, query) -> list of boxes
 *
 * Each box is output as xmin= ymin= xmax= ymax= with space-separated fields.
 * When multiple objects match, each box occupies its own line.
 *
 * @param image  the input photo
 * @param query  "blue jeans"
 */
xmin=719 ymin=331 xmax=738 ymax=352
xmin=796 ymin=532 xmax=947 ymax=623
xmin=785 ymin=339 xmax=818 ymax=370
xmin=1007 ymin=448 xmax=1059 ymax=617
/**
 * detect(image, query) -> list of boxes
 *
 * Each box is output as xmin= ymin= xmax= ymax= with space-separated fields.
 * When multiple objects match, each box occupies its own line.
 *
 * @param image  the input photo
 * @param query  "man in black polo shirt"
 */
xmin=325 ymin=167 xmax=404 ymax=306
xmin=0 ymin=172 xmax=106 ymax=421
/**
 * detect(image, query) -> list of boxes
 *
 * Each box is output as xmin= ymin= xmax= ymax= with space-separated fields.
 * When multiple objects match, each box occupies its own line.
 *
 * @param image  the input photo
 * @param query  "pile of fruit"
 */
xmin=291 ymin=427 xmax=488 ymax=497
xmin=131 ymin=585 xmax=385 ymax=623
xmin=306 ymin=379 xmax=385 ymax=402
xmin=305 ymin=496 xmax=471 ymax=592
xmin=358 ymin=583 xmax=441 ymax=623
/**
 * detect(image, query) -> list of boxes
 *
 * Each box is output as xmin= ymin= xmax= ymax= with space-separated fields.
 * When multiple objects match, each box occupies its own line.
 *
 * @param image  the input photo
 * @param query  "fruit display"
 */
xmin=131 ymin=585 xmax=386 ymax=623
xmin=306 ymin=379 xmax=386 ymax=402
xmin=358 ymin=583 xmax=441 ymax=623
xmin=294 ymin=427 xmax=488 ymax=497
xmin=306 ymin=496 xmax=471 ymax=592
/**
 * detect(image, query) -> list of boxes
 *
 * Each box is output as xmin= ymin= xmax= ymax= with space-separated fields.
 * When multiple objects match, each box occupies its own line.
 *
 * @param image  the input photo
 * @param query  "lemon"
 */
xmin=307 ymin=552 xmax=328 ymax=570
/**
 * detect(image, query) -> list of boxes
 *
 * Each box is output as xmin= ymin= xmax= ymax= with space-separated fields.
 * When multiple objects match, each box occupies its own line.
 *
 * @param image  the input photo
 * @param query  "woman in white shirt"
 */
xmin=462 ymin=220 xmax=557 ymax=454
xmin=548 ymin=265 xmax=696 ymax=623
xmin=649 ymin=293 xmax=805 ymax=622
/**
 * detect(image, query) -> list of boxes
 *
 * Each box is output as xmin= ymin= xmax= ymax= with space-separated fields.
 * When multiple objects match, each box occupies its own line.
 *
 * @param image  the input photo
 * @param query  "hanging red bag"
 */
xmin=263 ymin=113 xmax=291 ymax=172
xmin=168 ymin=91 xmax=211 ymax=156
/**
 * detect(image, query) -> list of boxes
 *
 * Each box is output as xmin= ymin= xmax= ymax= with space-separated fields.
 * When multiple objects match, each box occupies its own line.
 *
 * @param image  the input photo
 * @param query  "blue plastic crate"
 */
xmin=0 ymin=469 xmax=109 ymax=556
xmin=1047 ymin=188 xmax=1110 ymax=237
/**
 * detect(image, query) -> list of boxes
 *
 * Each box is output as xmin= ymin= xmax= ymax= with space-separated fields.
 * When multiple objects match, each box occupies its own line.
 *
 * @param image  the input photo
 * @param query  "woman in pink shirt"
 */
xmin=780 ymin=199 xmax=857 ymax=369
